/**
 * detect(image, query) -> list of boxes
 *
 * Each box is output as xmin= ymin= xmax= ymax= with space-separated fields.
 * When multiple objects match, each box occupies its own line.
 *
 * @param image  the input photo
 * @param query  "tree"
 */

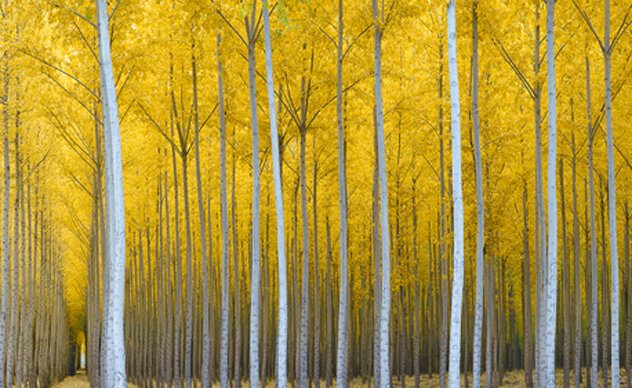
xmin=541 ymin=0 xmax=558 ymax=385
xmin=97 ymin=0 xmax=127 ymax=386
xmin=446 ymin=0 xmax=464 ymax=386
xmin=471 ymin=3 xmax=485 ymax=388
xmin=372 ymin=0 xmax=392 ymax=384
xmin=262 ymin=1 xmax=289 ymax=385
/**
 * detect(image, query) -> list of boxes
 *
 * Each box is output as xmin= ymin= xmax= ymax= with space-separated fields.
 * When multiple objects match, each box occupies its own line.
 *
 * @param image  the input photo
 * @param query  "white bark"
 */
xmin=542 ymin=1 xmax=557 ymax=385
xmin=446 ymin=1 xmax=464 ymax=387
xmin=97 ymin=0 xmax=127 ymax=384
xmin=604 ymin=1 xmax=621 ymax=385
xmin=247 ymin=13 xmax=262 ymax=387
xmin=471 ymin=3 xmax=484 ymax=388
xmin=217 ymin=33 xmax=230 ymax=388
xmin=299 ymin=130 xmax=309 ymax=388
xmin=337 ymin=0 xmax=350 ymax=386
xmin=372 ymin=0 xmax=391 ymax=386
xmin=192 ymin=49 xmax=210 ymax=388
xmin=262 ymin=3 xmax=288 ymax=385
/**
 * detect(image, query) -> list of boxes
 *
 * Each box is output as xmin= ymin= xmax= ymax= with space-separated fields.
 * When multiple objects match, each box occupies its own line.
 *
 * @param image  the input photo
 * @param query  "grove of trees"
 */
xmin=0 ymin=0 xmax=631 ymax=387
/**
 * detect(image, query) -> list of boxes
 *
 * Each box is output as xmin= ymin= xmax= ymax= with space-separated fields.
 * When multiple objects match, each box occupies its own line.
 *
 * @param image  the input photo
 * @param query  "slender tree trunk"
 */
xmin=603 ymin=2 xmax=620 ymax=384
xmin=485 ymin=258 xmax=493 ymax=388
xmin=542 ymin=1 xmax=558 ymax=385
xmin=413 ymin=172 xmax=420 ymax=388
xmin=372 ymin=112 xmax=382 ymax=388
xmin=561 ymin=159 xmax=571 ymax=388
xmin=218 ymin=33 xmax=230 ymax=388
xmin=325 ymin=218 xmax=333 ymax=388
xmin=7 ymin=131 xmax=20 ymax=388
xmin=299 ymin=129 xmax=309 ymax=388
xmin=191 ymin=43 xmax=210 ymax=388
xmin=261 ymin=4 xmax=289 ymax=384
xmin=447 ymin=1 xmax=465 ymax=386
xmin=335 ymin=0 xmax=350 ymax=386
xmin=600 ymin=183 xmax=609 ymax=388
xmin=312 ymin=148 xmax=320 ymax=388
xmin=245 ymin=11 xmax=262 ymax=384
xmin=586 ymin=55 xmax=599 ymax=388
xmin=471 ymin=4 xmax=485 ymax=387
xmin=571 ymin=134 xmax=582 ymax=388
xmin=522 ymin=181 xmax=533 ymax=388
xmin=372 ymin=0 xmax=392 ymax=385
xmin=232 ymin=144 xmax=241 ymax=388
xmin=97 ymin=0 xmax=127 ymax=384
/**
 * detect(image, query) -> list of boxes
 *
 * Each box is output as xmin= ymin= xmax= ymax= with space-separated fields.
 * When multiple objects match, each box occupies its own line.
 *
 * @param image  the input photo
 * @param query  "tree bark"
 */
xmin=542 ymin=1 xmax=558 ymax=385
xmin=218 ymin=32 xmax=230 ymax=388
xmin=471 ymin=4 xmax=485 ymax=387
xmin=97 ymin=0 xmax=127 ymax=384
xmin=586 ymin=55 xmax=599 ymax=388
xmin=604 ymin=2 xmax=621 ymax=384
xmin=262 ymin=4 xmax=289 ymax=384
xmin=447 ymin=0 xmax=465 ymax=386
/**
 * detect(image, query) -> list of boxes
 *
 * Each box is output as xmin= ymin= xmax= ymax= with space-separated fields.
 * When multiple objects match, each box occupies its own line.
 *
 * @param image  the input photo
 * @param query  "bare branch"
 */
xmin=109 ymin=0 xmax=122 ymax=21
xmin=342 ymin=23 xmax=372 ymax=60
xmin=24 ymin=50 xmax=99 ymax=100
xmin=611 ymin=4 xmax=632 ymax=51
xmin=42 ymin=72 xmax=101 ymax=123
xmin=52 ymin=2 xmax=96 ymax=29
xmin=139 ymin=103 xmax=182 ymax=156
xmin=218 ymin=10 xmax=248 ymax=48
xmin=570 ymin=0 xmax=605 ymax=52
xmin=73 ymin=21 xmax=99 ymax=63
xmin=491 ymin=37 xmax=536 ymax=99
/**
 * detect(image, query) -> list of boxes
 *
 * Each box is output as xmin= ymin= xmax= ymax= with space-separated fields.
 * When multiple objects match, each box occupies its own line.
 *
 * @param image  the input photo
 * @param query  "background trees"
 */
xmin=0 ymin=0 xmax=631 ymax=386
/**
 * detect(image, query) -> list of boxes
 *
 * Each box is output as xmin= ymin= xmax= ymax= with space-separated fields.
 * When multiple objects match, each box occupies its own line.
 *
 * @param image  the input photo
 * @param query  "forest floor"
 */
xmin=51 ymin=369 xmax=625 ymax=387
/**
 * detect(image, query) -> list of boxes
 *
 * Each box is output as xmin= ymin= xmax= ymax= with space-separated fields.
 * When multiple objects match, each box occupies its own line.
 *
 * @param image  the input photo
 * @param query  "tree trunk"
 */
xmin=218 ymin=32 xmax=230 ymax=388
xmin=190 ymin=43 xmax=211 ymax=388
xmin=586 ymin=55 xmax=599 ymax=388
xmin=335 ymin=0 xmax=350 ymax=386
xmin=542 ymin=1 xmax=558 ymax=385
xmin=372 ymin=0 xmax=391 ymax=385
xmin=447 ymin=1 xmax=465 ymax=386
xmin=561 ymin=158 xmax=571 ymax=388
xmin=262 ymin=4 xmax=289 ymax=384
xmin=604 ymin=2 xmax=621 ymax=384
xmin=312 ymin=146 xmax=320 ymax=388
xmin=471 ymin=4 xmax=485 ymax=387
xmin=571 ymin=134 xmax=582 ymax=388
xmin=97 ymin=0 xmax=127 ymax=384
xmin=522 ymin=181 xmax=533 ymax=388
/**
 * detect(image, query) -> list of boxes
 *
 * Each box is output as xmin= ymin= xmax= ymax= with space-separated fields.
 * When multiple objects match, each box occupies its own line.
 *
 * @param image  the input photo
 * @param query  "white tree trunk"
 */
xmin=247 ymin=26 xmax=262 ymax=388
xmin=299 ymin=130 xmax=309 ymax=388
xmin=96 ymin=0 xmax=127 ymax=386
xmin=542 ymin=1 xmax=558 ymax=385
xmin=262 ymin=3 xmax=289 ymax=385
xmin=192 ymin=49 xmax=210 ymax=388
xmin=372 ymin=0 xmax=391 ymax=386
xmin=446 ymin=1 xmax=464 ymax=387
xmin=217 ymin=33 xmax=230 ymax=388
xmin=471 ymin=4 xmax=484 ymax=388
xmin=337 ymin=0 xmax=350 ymax=386
xmin=604 ymin=1 xmax=620 ymax=385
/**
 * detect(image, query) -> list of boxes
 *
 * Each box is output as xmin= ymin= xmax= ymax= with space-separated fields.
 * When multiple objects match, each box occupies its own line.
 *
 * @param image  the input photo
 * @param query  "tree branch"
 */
xmin=52 ymin=2 xmax=96 ymax=29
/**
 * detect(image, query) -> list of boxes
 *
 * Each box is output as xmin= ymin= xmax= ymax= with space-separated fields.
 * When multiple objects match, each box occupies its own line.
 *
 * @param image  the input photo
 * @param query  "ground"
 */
xmin=51 ymin=369 xmax=626 ymax=387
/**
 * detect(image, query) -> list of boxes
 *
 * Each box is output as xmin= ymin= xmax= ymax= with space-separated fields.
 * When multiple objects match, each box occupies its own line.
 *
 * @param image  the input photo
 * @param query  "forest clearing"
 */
xmin=0 ymin=0 xmax=631 ymax=387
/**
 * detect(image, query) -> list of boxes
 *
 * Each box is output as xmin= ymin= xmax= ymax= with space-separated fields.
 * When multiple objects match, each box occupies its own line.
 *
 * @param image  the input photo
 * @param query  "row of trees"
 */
xmin=1 ymin=0 xmax=632 ymax=387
